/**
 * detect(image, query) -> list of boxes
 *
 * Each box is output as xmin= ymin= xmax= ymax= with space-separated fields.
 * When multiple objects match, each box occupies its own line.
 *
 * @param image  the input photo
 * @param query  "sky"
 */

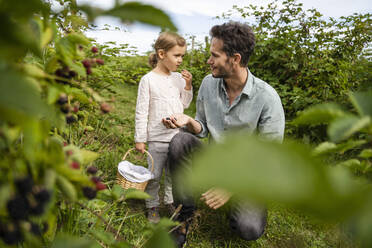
xmin=75 ymin=0 xmax=372 ymax=55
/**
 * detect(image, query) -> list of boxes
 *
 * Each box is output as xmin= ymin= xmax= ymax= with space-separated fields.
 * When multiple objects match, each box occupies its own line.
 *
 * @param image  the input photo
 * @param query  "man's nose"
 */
xmin=207 ymin=57 xmax=212 ymax=64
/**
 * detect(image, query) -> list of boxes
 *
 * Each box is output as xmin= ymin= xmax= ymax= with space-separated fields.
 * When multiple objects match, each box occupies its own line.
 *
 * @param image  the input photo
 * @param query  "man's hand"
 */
xmin=200 ymin=188 xmax=231 ymax=210
xmin=181 ymin=69 xmax=192 ymax=90
xmin=135 ymin=142 xmax=146 ymax=153
xmin=162 ymin=113 xmax=191 ymax=129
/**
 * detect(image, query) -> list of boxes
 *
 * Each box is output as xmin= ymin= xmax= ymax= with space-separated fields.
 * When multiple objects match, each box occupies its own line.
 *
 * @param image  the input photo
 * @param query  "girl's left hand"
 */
xmin=181 ymin=69 xmax=192 ymax=90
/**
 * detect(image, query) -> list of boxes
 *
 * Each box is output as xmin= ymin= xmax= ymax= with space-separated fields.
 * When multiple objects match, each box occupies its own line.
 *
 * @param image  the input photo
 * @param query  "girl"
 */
xmin=134 ymin=32 xmax=193 ymax=223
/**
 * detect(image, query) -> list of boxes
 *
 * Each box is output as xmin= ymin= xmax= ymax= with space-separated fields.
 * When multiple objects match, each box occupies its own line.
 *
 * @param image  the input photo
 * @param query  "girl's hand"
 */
xmin=135 ymin=142 xmax=146 ymax=153
xmin=181 ymin=69 xmax=192 ymax=90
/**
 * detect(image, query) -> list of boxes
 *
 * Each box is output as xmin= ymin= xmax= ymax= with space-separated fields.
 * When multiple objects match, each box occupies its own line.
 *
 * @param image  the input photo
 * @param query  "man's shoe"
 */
xmin=147 ymin=207 xmax=160 ymax=223
xmin=171 ymin=220 xmax=189 ymax=248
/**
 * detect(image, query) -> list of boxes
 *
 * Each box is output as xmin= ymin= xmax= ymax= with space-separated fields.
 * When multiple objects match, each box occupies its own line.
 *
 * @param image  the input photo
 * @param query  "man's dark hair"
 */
xmin=210 ymin=21 xmax=255 ymax=66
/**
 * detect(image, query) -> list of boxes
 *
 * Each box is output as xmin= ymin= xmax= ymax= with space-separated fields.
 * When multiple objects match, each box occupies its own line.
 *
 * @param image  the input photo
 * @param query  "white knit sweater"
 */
xmin=134 ymin=71 xmax=193 ymax=143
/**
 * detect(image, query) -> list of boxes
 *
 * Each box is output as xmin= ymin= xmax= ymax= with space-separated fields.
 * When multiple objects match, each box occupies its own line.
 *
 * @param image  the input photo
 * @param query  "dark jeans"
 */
xmin=168 ymin=131 xmax=267 ymax=241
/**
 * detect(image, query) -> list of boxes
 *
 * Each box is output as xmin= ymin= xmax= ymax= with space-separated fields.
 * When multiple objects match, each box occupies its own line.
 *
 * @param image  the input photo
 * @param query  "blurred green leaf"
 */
xmin=292 ymin=103 xmax=347 ymax=125
xmin=359 ymin=149 xmax=372 ymax=159
xmin=144 ymin=228 xmax=176 ymax=248
xmin=312 ymin=141 xmax=337 ymax=156
xmin=336 ymin=159 xmax=361 ymax=168
xmin=124 ymin=188 xmax=150 ymax=200
xmin=186 ymin=134 xmax=370 ymax=220
xmin=80 ymin=149 xmax=100 ymax=165
xmin=328 ymin=115 xmax=371 ymax=143
xmin=51 ymin=234 xmax=99 ymax=248
xmin=56 ymin=174 xmax=77 ymax=202
xmin=0 ymin=68 xmax=55 ymax=124
xmin=349 ymin=91 xmax=372 ymax=117
xmin=104 ymin=2 xmax=177 ymax=31
xmin=89 ymin=229 xmax=115 ymax=246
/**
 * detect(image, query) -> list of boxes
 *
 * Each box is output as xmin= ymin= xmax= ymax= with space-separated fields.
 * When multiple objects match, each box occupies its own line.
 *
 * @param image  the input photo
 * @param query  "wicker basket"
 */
xmin=116 ymin=148 xmax=154 ymax=191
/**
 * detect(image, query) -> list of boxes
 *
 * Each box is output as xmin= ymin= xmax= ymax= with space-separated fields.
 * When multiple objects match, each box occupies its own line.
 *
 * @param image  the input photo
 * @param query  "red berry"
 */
xmin=91 ymin=47 xmax=98 ymax=53
xmin=82 ymin=59 xmax=91 ymax=68
xmin=95 ymin=182 xmax=106 ymax=191
xmin=73 ymin=106 xmax=79 ymax=113
xmin=84 ymin=141 xmax=88 ymax=145
xmin=70 ymin=161 xmax=80 ymax=169
xmin=91 ymin=176 xmax=101 ymax=183
xmin=86 ymin=67 xmax=92 ymax=75
xmin=96 ymin=58 xmax=104 ymax=65
xmin=100 ymin=102 xmax=111 ymax=113
xmin=65 ymin=150 xmax=73 ymax=156
xmin=63 ymin=142 xmax=68 ymax=147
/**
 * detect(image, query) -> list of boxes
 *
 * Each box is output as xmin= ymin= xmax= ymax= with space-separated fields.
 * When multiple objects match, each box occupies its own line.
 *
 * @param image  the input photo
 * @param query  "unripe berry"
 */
xmin=91 ymin=46 xmax=98 ymax=53
xmin=86 ymin=67 xmax=92 ymax=75
xmin=95 ymin=182 xmax=107 ymax=191
xmin=96 ymin=58 xmax=104 ymax=65
xmin=100 ymin=102 xmax=111 ymax=113
xmin=91 ymin=176 xmax=101 ymax=184
xmin=82 ymin=59 xmax=91 ymax=68
xmin=70 ymin=161 xmax=80 ymax=169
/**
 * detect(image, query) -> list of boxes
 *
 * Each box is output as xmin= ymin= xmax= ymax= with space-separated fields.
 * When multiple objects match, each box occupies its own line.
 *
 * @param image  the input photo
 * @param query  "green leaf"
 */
xmin=0 ymin=68 xmax=55 ymax=125
xmin=359 ymin=149 xmax=372 ymax=159
xmin=104 ymin=2 xmax=177 ymax=31
xmin=144 ymin=228 xmax=176 ymax=248
xmin=88 ymin=229 xmax=115 ymax=246
xmin=80 ymin=149 xmax=100 ymax=165
xmin=292 ymin=103 xmax=347 ymax=125
xmin=51 ymin=234 xmax=99 ymax=248
xmin=336 ymin=159 xmax=361 ymax=168
xmin=312 ymin=142 xmax=337 ymax=156
xmin=328 ymin=115 xmax=371 ymax=143
xmin=56 ymin=174 xmax=77 ymax=202
xmin=349 ymin=91 xmax=372 ymax=117
xmin=185 ymin=134 xmax=370 ymax=220
xmin=124 ymin=188 xmax=151 ymax=200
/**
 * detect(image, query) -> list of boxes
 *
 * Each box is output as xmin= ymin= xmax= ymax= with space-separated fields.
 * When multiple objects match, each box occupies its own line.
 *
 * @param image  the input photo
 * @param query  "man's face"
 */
xmin=207 ymin=38 xmax=233 ymax=78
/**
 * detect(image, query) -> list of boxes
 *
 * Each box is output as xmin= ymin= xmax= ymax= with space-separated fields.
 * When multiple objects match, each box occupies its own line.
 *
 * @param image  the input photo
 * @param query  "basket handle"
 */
xmin=122 ymin=148 xmax=154 ymax=173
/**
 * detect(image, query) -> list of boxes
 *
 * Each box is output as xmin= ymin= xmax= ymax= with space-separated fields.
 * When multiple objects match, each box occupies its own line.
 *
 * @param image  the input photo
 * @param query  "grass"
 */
xmin=62 ymin=80 xmax=358 ymax=248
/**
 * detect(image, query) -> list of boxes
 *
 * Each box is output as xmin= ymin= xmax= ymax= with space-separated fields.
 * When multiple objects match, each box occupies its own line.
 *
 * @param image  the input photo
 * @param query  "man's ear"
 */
xmin=232 ymin=53 xmax=242 ymax=65
xmin=158 ymin=49 xmax=165 ymax=59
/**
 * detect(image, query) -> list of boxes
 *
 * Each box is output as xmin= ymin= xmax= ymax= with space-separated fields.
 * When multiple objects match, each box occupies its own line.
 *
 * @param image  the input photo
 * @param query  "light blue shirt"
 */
xmin=195 ymin=69 xmax=285 ymax=142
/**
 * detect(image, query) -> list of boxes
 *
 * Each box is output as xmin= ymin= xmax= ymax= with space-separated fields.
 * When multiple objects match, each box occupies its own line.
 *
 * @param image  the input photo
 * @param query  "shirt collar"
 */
xmin=220 ymin=68 xmax=254 ymax=99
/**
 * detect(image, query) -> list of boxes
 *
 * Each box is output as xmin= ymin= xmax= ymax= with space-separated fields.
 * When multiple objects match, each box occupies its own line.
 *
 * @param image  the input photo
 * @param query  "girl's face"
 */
xmin=158 ymin=45 xmax=186 ymax=72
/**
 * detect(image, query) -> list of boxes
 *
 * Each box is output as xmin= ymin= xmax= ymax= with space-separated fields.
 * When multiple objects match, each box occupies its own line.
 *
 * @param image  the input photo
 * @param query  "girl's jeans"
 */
xmin=145 ymin=141 xmax=173 ymax=208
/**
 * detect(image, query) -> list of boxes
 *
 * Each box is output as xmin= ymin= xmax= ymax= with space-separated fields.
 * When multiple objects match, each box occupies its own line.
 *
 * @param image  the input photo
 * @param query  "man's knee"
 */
xmin=168 ymin=132 xmax=201 ymax=169
xmin=233 ymin=219 xmax=266 ymax=241
xmin=230 ymin=204 xmax=267 ymax=241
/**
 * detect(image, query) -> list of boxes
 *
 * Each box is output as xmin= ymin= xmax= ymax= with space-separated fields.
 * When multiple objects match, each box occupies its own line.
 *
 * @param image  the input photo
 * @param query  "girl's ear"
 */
xmin=158 ymin=49 xmax=166 ymax=59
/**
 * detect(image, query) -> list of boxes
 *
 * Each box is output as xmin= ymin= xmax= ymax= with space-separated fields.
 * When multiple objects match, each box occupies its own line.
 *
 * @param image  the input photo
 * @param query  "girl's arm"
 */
xmin=134 ymin=77 xmax=150 ymax=152
xmin=180 ymin=70 xmax=193 ymax=109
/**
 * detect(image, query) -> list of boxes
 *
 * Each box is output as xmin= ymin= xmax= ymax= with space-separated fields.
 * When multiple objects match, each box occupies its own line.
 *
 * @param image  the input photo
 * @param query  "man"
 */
xmin=162 ymin=21 xmax=285 ymax=247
